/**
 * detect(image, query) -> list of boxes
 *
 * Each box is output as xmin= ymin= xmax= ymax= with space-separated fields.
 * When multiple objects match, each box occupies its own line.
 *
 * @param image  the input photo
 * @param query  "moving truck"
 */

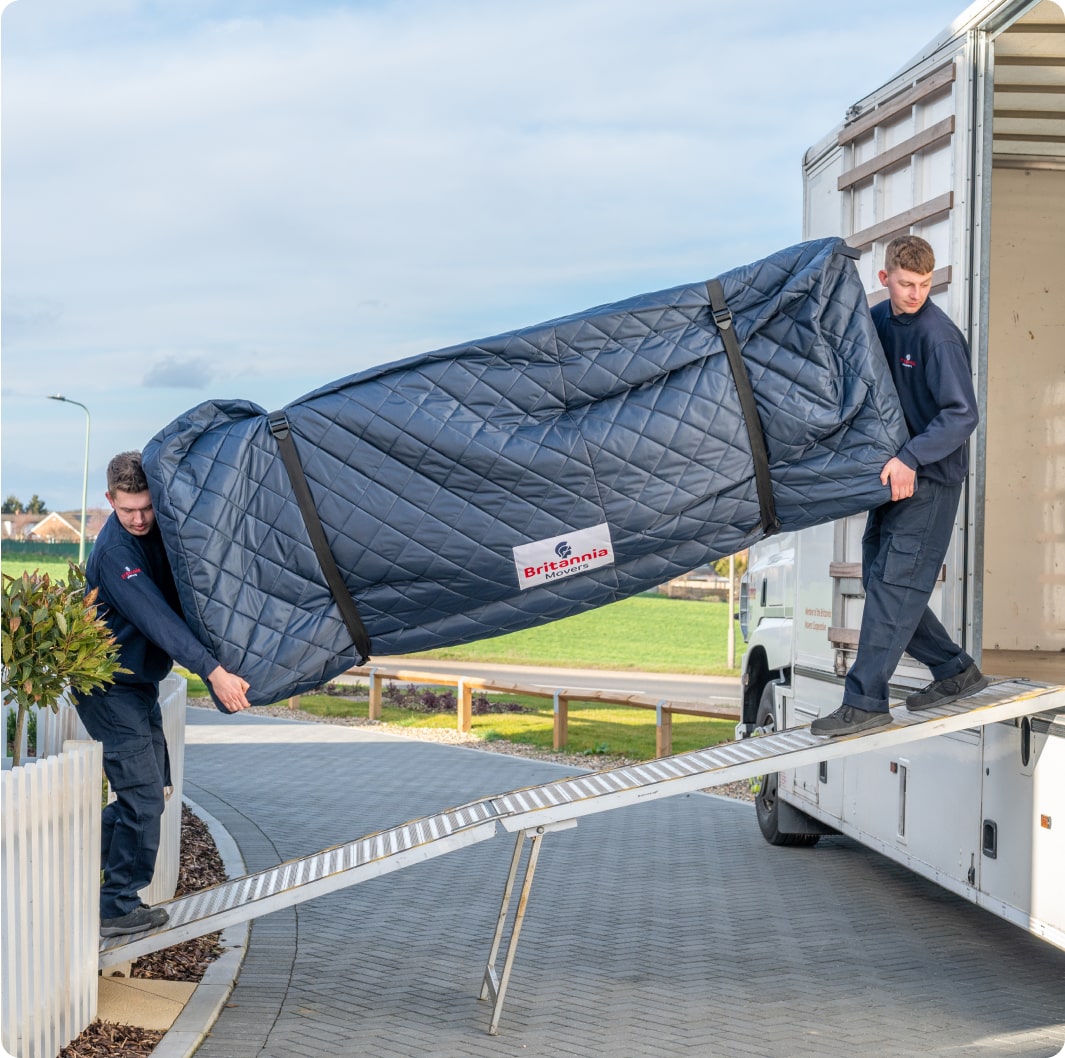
xmin=738 ymin=0 xmax=1064 ymax=949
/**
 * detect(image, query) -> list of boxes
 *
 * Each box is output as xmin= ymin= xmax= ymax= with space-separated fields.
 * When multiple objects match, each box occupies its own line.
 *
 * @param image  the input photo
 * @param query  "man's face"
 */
xmin=878 ymin=266 xmax=933 ymax=316
xmin=107 ymin=488 xmax=155 ymax=536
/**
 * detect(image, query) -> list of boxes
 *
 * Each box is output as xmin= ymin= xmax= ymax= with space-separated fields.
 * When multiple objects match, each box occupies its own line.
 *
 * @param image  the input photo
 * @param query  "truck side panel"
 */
xmin=749 ymin=0 xmax=1065 ymax=950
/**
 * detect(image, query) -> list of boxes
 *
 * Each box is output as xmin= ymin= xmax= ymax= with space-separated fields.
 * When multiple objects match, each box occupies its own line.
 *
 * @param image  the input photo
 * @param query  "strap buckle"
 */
xmin=267 ymin=411 xmax=291 ymax=441
xmin=711 ymin=305 xmax=733 ymax=331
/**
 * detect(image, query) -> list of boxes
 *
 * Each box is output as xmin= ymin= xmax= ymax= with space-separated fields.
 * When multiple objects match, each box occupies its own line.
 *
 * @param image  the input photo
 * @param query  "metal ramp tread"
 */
xmin=99 ymin=799 xmax=501 ymax=967
xmin=486 ymin=678 xmax=1064 ymax=829
xmin=100 ymin=676 xmax=1064 ymax=968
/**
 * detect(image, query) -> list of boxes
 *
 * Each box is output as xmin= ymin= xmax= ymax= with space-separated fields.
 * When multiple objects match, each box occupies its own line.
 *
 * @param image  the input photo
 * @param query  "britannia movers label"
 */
xmin=512 ymin=523 xmax=615 ymax=590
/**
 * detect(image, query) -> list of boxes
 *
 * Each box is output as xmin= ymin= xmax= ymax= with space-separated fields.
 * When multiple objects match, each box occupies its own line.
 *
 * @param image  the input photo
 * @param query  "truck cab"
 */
xmin=737 ymin=531 xmax=796 ymax=738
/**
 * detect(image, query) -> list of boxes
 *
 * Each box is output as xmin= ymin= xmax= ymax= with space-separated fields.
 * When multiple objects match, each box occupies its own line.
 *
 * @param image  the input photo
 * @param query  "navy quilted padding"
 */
xmin=143 ymin=237 xmax=908 ymax=705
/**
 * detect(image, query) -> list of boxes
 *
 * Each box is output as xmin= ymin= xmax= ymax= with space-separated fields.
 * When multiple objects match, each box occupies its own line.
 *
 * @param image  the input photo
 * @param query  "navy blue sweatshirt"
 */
xmin=871 ymin=297 xmax=979 ymax=485
xmin=86 ymin=514 xmax=218 ymax=687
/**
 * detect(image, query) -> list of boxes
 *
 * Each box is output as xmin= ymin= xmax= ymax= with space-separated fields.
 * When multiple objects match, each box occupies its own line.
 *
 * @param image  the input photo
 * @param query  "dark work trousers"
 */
xmin=74 ymin=682 xmax=169 ymax=918
xmin=843 ymin=478 xmax=974 ymax=714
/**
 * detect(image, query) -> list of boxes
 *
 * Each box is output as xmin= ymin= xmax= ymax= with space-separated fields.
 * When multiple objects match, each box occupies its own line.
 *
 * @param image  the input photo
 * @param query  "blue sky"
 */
xmin=2 ymin=0 xmax=970 ymax=512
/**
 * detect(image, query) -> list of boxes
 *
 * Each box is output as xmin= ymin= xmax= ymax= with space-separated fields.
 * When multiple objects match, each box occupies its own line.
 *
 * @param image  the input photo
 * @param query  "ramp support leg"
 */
xmin=479 ymin=819 xmax=577 ymax=1035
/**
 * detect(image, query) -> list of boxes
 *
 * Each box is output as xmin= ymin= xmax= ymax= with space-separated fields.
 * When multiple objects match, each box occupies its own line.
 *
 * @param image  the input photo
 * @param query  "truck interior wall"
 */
xmin=981 ymin=164 xmax=1065 ymax=673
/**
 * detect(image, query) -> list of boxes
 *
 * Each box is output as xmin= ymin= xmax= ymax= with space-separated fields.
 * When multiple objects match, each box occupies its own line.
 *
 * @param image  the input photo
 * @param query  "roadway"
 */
xmin=344 ymin=656 xmax=742 ymax=707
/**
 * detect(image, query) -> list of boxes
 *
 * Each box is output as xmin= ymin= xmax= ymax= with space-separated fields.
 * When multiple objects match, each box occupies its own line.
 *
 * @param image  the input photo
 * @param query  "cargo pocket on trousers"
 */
xmin=103 ymin=738 xmax=165 ymax=792
xmin=882 ymin=533 xmax=939 ymax=593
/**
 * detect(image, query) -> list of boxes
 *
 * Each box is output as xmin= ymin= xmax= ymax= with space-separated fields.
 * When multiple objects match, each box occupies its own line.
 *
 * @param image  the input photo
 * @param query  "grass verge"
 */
xmin=2 ymin=554 xmax=79 ymax=582
xmin=407 ymin=594 xmax=742 ymax=675
xmin=3 ymin=558 xmax=741 ymax=676
xmin=187 ymin=671 xmax=736 ymax=762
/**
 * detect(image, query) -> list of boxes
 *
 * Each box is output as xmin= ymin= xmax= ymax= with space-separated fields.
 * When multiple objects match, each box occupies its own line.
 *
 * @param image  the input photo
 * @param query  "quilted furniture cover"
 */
xmin=143 ymin=237 xmax=908 ymax=705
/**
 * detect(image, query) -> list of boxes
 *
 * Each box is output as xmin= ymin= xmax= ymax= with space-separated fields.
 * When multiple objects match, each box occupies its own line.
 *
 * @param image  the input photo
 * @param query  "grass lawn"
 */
xmin=3 ymin=554 xmax=742 ymax=676
xmin=3 ymin=546 xmax=743 ymax=760
xmin=2 ymin=553 xmax=79 ymax=582
xmin=407 ymin=594 xmax=743 ymax=676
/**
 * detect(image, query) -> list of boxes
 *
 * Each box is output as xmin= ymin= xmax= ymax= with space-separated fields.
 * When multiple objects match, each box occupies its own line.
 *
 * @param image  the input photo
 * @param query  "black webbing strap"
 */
xmin=705 ymin=279 xmax=781 ymax=537
xmin=267 ymin=411 xmax=372 ymax=663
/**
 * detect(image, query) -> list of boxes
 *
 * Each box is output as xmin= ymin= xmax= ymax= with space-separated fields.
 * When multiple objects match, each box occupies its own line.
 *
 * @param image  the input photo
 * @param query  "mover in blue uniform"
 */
xmin=812 ymin=235 xmax=987 ymax=738
xmin=76 ymin=451 xmax=252 ymax=936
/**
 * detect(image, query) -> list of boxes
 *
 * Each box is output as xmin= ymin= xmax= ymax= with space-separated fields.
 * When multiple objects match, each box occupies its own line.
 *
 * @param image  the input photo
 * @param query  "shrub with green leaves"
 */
xmin=1 ymin=564 xmax=127 ymax=766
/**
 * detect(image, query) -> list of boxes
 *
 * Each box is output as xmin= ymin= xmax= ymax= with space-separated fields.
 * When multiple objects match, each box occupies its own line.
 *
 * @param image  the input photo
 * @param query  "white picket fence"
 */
xmin=1 ymin=673 xmax=188 ymax=1057
xmin=2 ymin=740 xmax=101 ymax=1058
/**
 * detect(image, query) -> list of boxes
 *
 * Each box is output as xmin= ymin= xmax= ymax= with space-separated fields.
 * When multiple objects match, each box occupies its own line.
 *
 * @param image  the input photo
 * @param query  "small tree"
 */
xmin=26 ymin=495 xmax=48 ymax=515
xmin=713 ymin=550 xmax=749 ymax=580
xmin=2 ymin=495 xmax=24 ymax=514
xmin=2 ymin=564 xmax=127 ymax=766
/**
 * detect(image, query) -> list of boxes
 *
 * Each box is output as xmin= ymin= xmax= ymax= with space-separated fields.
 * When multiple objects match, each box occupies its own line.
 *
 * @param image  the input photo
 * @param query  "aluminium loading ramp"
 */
xmin=100 ymin=677 xmax=1064 ymax=1031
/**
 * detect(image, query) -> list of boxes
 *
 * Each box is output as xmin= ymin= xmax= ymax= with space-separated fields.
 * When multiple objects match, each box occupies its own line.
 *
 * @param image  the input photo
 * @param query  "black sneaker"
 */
xmin=906 ymin=664 xmax=989 ymax=712
xmin=100 ymin=904 xmax=169 ymax=937
xmin=810 ymin=704 xmax=892 ymax=738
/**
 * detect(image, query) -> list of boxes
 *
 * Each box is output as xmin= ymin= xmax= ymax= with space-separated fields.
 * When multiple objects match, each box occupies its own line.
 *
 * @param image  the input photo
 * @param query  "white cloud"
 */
xmin=142 ymin=353 xmax=217 ymax=389
xmin=2 ymin=0 xmax=969 ymax=507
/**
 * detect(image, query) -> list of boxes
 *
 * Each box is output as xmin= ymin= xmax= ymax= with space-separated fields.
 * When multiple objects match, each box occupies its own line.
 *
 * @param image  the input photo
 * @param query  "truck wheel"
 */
xmin=754 ymin=684 xmax=820 ymax=848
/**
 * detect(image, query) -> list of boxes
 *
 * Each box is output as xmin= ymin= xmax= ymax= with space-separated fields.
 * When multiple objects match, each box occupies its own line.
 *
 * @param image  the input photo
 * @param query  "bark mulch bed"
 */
xmin=59 ymin=803 xmax=229 ymax=1058
xmin=58 ymin=1021 xmax=167 ymax=1058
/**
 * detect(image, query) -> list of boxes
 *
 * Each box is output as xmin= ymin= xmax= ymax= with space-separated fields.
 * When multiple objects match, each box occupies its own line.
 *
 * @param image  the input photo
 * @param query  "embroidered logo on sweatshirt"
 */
xmin=900 ymin=356 xmax=917 ymax=368
xmin=121 ymin=566 xmax=142 ymax=580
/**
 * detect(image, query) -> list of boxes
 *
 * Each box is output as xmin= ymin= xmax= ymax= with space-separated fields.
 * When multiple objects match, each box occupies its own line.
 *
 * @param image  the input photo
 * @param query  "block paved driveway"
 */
xmin=184 ymin=708 xmax=1065 ymax=1058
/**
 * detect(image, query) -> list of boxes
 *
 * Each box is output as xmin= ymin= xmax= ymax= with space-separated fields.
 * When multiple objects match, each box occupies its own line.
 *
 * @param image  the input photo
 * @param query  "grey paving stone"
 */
xmin=186 ymin=708 xmax=1065 ymax=1058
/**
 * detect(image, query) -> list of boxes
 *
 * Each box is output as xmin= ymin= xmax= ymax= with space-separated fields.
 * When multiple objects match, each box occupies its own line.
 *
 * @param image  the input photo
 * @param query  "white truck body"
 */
xmin=739 ymin=0 xmax=1065 ymax=950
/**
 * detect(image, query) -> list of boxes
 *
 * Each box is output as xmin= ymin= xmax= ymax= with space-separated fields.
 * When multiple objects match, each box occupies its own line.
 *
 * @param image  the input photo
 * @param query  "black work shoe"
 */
xmin=906 ymin=664 xmax=989 ymax=712
xmin=810 ymin=704 xmax=892 ymax=738
xmin=101 ymin=904 xmax=169 ymax=937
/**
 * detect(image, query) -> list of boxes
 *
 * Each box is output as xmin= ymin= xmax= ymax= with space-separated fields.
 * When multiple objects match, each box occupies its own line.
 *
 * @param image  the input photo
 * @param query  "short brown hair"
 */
xmin=107 ymin=451 xmax=148 ymax=494
xmin=884 ymin=235 xmax=935 ymax=274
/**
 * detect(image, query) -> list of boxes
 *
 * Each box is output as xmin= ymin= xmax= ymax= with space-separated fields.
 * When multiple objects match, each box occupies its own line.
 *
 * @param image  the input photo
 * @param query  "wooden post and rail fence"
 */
xmin=288 ymin=665 xmax=740 ymax=759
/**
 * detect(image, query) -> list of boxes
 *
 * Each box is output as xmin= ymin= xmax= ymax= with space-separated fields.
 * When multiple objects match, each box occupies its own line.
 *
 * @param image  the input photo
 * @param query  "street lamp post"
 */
xmin=47 ymin=395 xmax=91 ymax=564
xmin=727 ymin=553 xmax=736 ymax=669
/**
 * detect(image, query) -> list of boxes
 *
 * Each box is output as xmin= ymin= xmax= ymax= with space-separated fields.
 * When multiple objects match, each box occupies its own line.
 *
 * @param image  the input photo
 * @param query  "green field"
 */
xmin=408 ymin=593 xmax=741 ymax=675
xmin=3 ymin=552 xmax=742 ymax=676
xmin=1 ymin=553 xmax=78 ymax=583
xmin=5 ymin=549 xmax=744 ymax=760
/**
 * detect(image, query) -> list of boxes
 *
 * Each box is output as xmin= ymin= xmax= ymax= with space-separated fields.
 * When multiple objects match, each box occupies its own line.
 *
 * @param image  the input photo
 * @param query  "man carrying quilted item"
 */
xmin=812 ymin=235 xmax=987 ymax=738
xmin=75 ymin=451 xmax=252 ymax=937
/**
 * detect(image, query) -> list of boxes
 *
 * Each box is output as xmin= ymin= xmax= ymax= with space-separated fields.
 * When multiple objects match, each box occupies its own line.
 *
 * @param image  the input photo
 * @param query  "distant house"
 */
xmin=83 ymin=509 xmax=111 ymax=539
xmin=1 ymin=509 xmax=109 ymax=544
xmin=659 ymin=564 xmax=733 ymax=601
xmin=26 ymin=511 xmax=81 ymax=544
xmin=2 ymin=513 xmax=43 ymax=541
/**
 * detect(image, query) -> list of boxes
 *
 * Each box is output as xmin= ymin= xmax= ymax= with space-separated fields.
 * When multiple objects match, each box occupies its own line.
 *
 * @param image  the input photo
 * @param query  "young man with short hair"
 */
xmin=75 ymin=451 xmax=252 ymax=936
xmin=812 ymin=235 xmax=987 ymax=738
